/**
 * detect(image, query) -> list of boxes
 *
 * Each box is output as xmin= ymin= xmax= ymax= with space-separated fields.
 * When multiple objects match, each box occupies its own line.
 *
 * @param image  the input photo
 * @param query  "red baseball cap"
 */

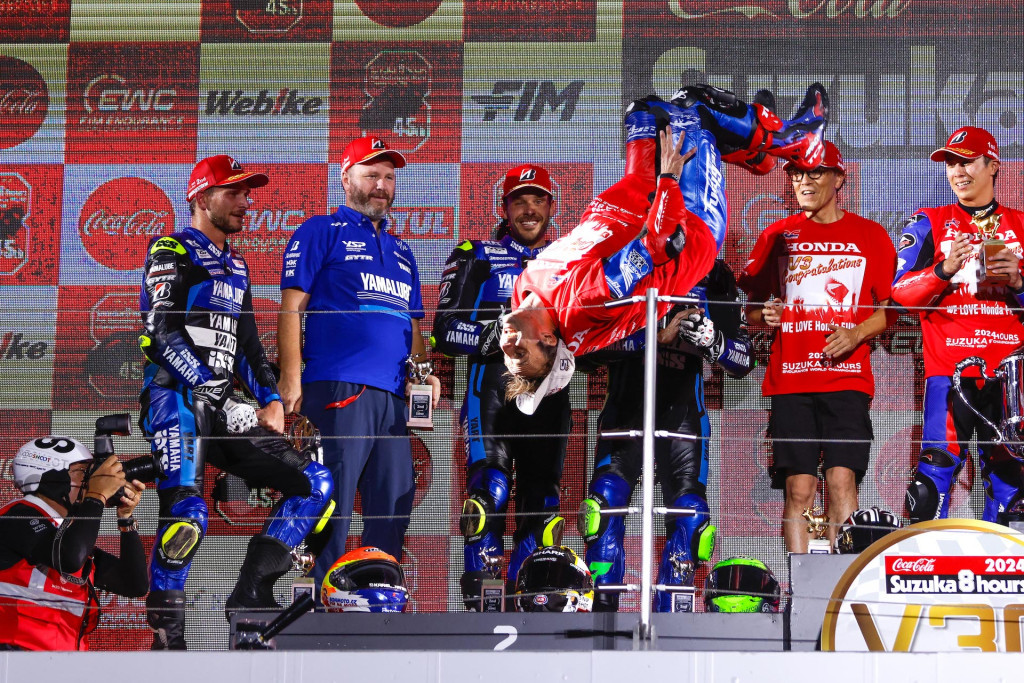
xmin=502 ymin=164 xmax=553 ymax=200
xmin=784 ymin=141 xmax=845 ymax=173
xmin=340 ymin=136 xmax=407 ymax=174
xmin=929 ymin=126 xmax=1000 ymax=162
xmin=186 ymin=155 xmax=269 ymax=202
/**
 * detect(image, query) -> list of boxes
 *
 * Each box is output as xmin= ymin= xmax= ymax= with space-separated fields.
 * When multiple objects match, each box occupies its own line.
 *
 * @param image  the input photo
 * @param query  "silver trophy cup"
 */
xmin=952 ymin=350 xmax=1024 ymax=460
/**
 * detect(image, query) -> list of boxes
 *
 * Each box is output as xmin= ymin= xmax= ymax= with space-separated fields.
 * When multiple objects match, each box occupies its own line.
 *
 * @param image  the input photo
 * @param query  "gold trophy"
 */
xmin=974 ymin=211 xmax=1007 ymax=283
xmin=802 ymin=507 xmax=832 ymax=554
xmin=406 ymin=354 xmax=434 ymax=430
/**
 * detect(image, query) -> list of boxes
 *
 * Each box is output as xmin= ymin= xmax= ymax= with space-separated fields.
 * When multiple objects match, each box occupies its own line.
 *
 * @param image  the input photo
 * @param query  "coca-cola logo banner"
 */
xmin=59 ymin=165 xmax=185 ymax=284
xmin=0 ymin=48 xmax=65 ymax=163
xmin=197 ymin=42 xmax=330 ymax=163
xmin=623 ymin=0 xmax=1019 ymax=39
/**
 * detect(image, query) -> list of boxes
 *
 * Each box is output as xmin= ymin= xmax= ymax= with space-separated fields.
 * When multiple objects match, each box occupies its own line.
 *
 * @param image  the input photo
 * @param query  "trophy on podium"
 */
xmin=974 ymin=211 xmax=1007 ymax=283
xmin=802 ymin=507 xmax=832 ymax=554
xmin=406 ymin=354 xmax=434 ymax=430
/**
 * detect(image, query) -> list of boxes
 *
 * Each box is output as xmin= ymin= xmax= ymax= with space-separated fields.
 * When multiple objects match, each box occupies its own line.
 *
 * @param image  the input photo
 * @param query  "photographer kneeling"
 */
xmin=0 ymin=437 xmax=148 ymax=651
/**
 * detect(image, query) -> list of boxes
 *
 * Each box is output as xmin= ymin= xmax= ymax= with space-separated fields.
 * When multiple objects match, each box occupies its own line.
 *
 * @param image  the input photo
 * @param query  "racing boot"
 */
xmin=654 ymin=494 xmax=716 ymax=613
xmin=673 ymin=82 xmax=829 ymax=171
xmin=460 ymin=494 xmax=505 ymax=611
xmin=147 ymin=589 xmax=188 ymax=650
xmin=623 ymin=97 xmax=668 ymax=188
xmin=224 ymin=534 xmax=293 ymax=620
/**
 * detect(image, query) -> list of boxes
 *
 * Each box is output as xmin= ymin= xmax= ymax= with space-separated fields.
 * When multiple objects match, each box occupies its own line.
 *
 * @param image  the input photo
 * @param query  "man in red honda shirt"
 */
xmin=893 ymin=126 xmax=1024 ymax=525
xmin=739 ymin=142 xmax=895 ymax=553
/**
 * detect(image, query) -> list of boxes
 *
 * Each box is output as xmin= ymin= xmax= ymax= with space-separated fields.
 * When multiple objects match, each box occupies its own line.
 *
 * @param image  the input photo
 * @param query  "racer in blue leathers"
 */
xmin=577 ymin=260 xmax=752 ymax=612
xmin=432 ymin=165 xmax=571 ymax=608
xmin=139 ymin=157 xmax=333 ymax=649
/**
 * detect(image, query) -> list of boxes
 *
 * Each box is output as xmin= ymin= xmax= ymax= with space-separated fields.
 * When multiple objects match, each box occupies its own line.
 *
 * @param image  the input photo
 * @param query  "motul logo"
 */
xmin=82 ymin=209 xmax=169 ymax=237
xmin=389 ymin=207 xmax=452 ymax=237
xmin=84 ymin=74 xmax=176 ymax=113
xmin=204 ymin=89 xmax=323 ymax=116
xmin=891 ymin=557 xmax=937 ymax=573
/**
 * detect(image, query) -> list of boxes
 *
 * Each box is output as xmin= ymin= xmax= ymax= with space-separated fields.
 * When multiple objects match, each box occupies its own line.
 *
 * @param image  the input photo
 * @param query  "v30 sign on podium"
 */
xmin=823 ymin=520 xmax=1024 ymax=652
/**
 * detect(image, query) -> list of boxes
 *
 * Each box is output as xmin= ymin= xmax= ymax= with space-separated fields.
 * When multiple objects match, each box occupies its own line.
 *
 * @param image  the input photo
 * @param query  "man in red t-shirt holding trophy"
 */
xmin=739 ymin=142 xmax=896 ymax=553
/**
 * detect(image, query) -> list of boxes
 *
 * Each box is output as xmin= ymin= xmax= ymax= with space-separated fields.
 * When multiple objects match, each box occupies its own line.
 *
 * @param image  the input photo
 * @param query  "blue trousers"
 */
xmin=302 ymin=380 xmax=415 ymax=589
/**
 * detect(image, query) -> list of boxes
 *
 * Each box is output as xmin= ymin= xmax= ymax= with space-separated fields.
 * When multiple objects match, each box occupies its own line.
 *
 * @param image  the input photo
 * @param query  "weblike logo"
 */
xmin=822 ymin=520 xmax=1024 ymax=652
xmin=354 ymin=0 xmax=442 ymax=27
xmin=79 ymin=178 xmax=174 ymax=271
xmin=0 ymin=173 xmax=31 ymax=275
xmin=361 ymin=51 xmax=431 ymax=153
xmin=0 ymin=57 xmax=48 ymax=149
xmin=232 ymin=0 xmax=304 ymax=33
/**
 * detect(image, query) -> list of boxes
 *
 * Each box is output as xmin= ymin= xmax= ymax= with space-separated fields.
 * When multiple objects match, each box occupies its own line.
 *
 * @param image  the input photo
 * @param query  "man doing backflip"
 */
xmin=140 ymin=156 xmax=333 ymax=648
xmin=895 ymin=126 xmax=1024 ymax=524
xmin=579 ymin=258 xmax=753 ymax=612
xmin=501 ymin=84 xmax=830 ymax=392
xmin=433 ymin=164 xmax=571 ymax=608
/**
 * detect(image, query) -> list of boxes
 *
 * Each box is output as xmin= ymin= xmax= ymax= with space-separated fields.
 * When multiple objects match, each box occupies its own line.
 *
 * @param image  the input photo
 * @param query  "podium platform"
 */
xmin=230 ymin=553 xmax=855 ymax=651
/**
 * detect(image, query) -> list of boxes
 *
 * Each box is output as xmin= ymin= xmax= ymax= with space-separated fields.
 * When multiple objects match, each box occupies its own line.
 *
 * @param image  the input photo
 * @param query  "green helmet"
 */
xmin=703 ymin=556 xmax=780 ymax=613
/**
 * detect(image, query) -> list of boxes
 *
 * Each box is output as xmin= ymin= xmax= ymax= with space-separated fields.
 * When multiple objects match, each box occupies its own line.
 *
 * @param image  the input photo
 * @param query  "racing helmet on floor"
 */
xmin=514 ymin=545 xmax=594 ymax=613
xmin=836 ymin=507 xmax=902 ymax=554
xmin=321 ymin=546 xmax=409 ymax=613
xmin=704 ymin=556 xmax=780 ymax=613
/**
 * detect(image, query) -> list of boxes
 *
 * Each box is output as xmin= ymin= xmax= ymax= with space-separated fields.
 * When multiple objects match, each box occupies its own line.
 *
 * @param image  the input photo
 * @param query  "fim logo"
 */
xmin=474 ymin=80 xmax=584 ymax=122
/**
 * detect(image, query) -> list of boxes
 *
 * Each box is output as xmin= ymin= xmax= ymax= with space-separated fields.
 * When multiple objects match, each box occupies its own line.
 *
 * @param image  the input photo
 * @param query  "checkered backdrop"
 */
xmin=3 ymin=0 xmax=1024 ymax=650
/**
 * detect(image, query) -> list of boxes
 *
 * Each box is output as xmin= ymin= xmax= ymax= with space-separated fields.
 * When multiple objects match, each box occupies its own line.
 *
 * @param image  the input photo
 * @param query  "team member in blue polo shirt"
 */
xmin=278 ymin=136 xmax=440 ymax=596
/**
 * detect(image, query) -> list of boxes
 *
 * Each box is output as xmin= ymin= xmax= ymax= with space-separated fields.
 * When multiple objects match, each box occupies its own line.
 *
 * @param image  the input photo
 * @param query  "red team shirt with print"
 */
xmin=512 ymin=176 xmax=717 ymax=356
xmin=891 ymin=204 xmax=1024 ymax=379
xmin=738 ymin=212 xmax=896 ymax=397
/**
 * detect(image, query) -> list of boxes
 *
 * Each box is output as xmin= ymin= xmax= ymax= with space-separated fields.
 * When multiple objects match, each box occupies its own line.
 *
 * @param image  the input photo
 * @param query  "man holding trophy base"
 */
xmin=893 ymin=126 xmax=1024 ymax=524
xmin=278 ymin=136 xmax=441 ymax=597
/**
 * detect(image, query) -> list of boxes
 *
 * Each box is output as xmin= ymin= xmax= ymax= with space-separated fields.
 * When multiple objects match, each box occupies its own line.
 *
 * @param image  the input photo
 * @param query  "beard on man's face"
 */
xmin=348 ymin=185 xmax=394 ymax=221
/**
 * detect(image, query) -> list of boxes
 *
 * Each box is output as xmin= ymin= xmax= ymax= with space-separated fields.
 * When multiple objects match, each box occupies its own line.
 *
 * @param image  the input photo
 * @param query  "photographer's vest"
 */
xmin=0 ymin=498 xmax=100 ymax=651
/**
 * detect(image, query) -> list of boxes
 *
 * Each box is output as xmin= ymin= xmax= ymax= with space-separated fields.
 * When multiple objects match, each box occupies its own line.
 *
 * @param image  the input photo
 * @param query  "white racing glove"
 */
xmin=223 ymin=397 xmax=259 ymax=434
xmin=679 ymin=311 xmax=724 ymax=360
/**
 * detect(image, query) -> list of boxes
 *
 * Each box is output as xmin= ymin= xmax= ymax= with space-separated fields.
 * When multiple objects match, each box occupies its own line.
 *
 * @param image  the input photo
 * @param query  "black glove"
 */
xmin=192 ymin=378 xmax=230 ymax=409
xmin=477 ymin=319 xmax=503 ymax=358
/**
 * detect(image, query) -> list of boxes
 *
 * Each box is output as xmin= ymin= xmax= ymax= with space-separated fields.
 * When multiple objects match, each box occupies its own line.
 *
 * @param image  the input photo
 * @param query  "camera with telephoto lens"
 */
xmin=90 ymin=414 xmax=164 ymax=507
